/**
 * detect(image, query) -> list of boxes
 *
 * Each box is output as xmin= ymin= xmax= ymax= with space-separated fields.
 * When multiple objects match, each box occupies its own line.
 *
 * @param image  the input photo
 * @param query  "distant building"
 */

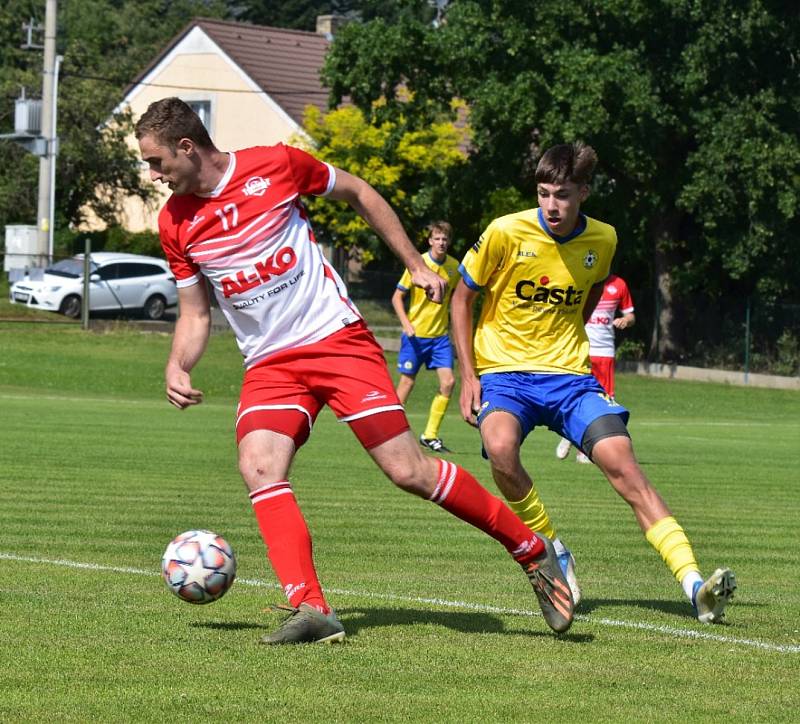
xmin=101 ymin=17 xmax=337 ymax=233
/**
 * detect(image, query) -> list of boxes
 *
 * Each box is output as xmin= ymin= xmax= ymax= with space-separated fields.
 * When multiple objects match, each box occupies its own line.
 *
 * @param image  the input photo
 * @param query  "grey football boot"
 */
xmin=261 ymin=603 xmax=346 ymax=644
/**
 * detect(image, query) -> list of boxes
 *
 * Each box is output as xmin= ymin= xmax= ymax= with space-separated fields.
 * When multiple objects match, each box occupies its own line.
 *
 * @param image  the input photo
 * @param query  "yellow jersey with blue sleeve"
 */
xmin=459 ymin=208 xmax=617 ymax=375
xmin=397 ymin=252 xmax=460 ymax=338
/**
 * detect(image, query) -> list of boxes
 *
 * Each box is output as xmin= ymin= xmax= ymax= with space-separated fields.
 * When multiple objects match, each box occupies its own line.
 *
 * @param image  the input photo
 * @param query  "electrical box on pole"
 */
xmin=0 ymin=5 xmax=59 ymax=263
xmin=0 ymin=90 xmax=47 ymax=157
xmin=15 ymin=94 xmax=42 ymax=134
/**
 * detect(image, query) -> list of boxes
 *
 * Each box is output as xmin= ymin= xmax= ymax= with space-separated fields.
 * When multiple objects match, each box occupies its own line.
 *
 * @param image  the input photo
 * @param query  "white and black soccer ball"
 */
xmin=161 ymin=529 xmax=237 ymax=604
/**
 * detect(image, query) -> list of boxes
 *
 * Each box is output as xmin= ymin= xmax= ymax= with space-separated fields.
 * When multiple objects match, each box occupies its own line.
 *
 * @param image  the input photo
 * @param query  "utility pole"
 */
xmin=36 ymin=0 xmax=57 ymax=264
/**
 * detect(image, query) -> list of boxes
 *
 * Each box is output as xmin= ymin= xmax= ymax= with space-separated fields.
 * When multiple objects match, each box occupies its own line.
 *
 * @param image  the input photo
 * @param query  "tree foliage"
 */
xmin=0 ymin=0 xmax=228 ymax=246
xmin=0 ymin=0 xmax=433 ymax=250
xmin=296 ymin=100 xmax=469 ymax=263
xmin=235 ymin=0 xmax=434 ymax=31
xmin=324 ymin=0 xmax=800 ymax=359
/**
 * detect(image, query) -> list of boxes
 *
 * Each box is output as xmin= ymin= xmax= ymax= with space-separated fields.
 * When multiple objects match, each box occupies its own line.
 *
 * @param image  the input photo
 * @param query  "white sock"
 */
xmin=682 ymin=571 xmax=703 ymax=601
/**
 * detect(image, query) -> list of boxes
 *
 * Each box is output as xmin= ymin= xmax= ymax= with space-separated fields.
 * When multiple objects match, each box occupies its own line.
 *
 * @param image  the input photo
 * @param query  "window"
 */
xmin=117 ymin=263 xmax=164 ymax=279
xmin=187 ymin=100 xmax=211 ymax=130
xmin=97 ymin=263 xmax=122 ymax=281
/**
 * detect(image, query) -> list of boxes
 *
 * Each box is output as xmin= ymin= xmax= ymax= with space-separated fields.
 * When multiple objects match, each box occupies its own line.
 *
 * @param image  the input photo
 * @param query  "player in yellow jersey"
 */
xmin=392 ymin=221 xmax=460 ymax=453
xmin=451 ymin=142 xmax=736 ymax=622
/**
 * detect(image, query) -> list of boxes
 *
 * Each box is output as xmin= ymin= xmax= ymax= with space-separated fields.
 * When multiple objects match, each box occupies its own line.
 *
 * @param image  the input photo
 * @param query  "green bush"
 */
xmin=774 ymin=331 xmax=800 ymax=376
xmin=616 ymin=338 xmax=646 ymax=361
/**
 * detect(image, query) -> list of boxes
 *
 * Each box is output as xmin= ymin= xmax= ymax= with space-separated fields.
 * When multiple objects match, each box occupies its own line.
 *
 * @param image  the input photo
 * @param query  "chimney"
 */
xmin=316 ymin=14 xmax=348 ymax=39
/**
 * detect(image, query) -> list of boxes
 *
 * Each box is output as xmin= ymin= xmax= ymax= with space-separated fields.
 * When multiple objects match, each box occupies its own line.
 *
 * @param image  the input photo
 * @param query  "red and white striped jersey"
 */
xmin=585 ymin=274 xmax=634 ymax=358
xmin=158 ymin=144 xmax=362 ymax=368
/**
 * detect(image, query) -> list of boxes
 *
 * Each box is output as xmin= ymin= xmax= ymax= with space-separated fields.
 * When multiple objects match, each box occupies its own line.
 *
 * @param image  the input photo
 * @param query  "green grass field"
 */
xmin=1 ymin=321 xmax=798 ymax=722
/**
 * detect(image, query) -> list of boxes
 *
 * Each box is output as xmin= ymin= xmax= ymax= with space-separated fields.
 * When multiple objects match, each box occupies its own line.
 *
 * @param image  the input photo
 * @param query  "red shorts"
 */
xmin=236 ymin=321 xmax=409 ymax=449
xmin=590 ymin=356 xmax=616 ymax=397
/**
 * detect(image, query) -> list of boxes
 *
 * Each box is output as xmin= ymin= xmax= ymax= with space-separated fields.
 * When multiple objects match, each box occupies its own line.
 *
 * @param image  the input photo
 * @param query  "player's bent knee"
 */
xmin=368 ymin=429 xmax=437 ymax=497
xmin=377 ymin=453 xmax=435 ymax=497
xmin=237 ymin=430 xmax=296 ymax=487
xmin=237 ymin=453 xmax=271 ymax=488
xmin=482 ymin=435 xmax=519 ymax=464
xmin=389 ymin=459 xmax=437 ymax=496
xmin=581 ymin=414 xmax=630 ymax=460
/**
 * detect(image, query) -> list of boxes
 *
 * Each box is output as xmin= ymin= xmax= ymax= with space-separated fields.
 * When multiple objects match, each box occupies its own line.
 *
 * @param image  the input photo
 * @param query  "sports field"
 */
xmin=1 ymin=321 xmax=798 ymax=721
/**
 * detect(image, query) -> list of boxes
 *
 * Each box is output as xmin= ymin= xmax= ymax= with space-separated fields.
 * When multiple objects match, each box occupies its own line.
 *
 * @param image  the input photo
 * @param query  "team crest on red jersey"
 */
xmin=242 ymin=176 xmax=271 ymax=196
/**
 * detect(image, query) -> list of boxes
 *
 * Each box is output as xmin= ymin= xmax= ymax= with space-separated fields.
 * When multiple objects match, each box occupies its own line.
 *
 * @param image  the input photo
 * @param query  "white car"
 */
xmin=9 ymin=252 xmax=178 ymax=320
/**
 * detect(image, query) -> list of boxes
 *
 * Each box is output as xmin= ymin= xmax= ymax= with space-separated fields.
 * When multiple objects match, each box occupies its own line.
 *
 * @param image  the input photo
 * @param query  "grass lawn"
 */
xmin=1 ymin=321 xmax=798 ymax=721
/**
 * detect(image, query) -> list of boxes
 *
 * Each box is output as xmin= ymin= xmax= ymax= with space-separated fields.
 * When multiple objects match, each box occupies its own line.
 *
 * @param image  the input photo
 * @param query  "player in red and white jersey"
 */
xmin=584 ymin=273 xmax=635 ymax=397
xmin=556 ymin=274 xmax=635 ymax=463
xmin=158 ymin=143 xmax=362 ymax=369
xmin=136 ymin=97 xmax=574 ymax=643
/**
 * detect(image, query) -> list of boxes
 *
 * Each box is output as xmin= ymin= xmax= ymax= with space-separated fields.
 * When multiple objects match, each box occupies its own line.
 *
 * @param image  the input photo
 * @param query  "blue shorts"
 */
xmin=397 ymin=334 xmax=453 ymax=375
xmin=477 ymin=371 xmax=630 ymax=450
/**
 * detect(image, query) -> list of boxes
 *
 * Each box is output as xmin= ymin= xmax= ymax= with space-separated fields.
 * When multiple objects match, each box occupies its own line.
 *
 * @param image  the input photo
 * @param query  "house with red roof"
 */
xmin=109 ymin=16 xmax=340 ymax=232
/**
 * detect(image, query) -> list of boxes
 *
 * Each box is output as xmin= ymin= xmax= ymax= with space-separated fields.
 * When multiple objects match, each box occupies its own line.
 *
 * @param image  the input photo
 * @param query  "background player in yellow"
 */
xmin=392 ymin=221 xmax=460 ymax=453
xmin=451 ymin=141 xmax=736 ymax=622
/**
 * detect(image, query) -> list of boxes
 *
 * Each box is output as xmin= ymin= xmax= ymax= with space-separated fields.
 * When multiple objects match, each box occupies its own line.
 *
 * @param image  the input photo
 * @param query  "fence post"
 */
xmin=744 ymin=297 xmax=751 ymax=384
xmin=81 ymin=238 xmax=90 ymax=330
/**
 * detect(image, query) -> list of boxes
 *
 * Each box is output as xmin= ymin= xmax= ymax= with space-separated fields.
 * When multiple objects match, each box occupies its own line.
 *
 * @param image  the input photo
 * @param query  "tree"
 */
xmin=0 ymin=0 xmax=52 ymax=228
xmin=0 ymin=0 xmax=228 ymax=250
xmin=324 ymin=0 xmax=800 ymax=361
xmin=233 ymin=0 xmax=435 ymax=31
xmin=296 ymin=101 xmax=469 ymax=266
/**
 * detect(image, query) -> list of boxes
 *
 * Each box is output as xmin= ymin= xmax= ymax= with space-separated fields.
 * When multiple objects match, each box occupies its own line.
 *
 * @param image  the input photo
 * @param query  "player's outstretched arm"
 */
xmin=328 ymin=168 xmax=445 ymax=303
xmin=165 ymin=283 xmax=211 ymax=409
xmin=391 ymin=288 xmax=415 ymax=337
xmin=451 ymin=280 xmax=481 ymax=427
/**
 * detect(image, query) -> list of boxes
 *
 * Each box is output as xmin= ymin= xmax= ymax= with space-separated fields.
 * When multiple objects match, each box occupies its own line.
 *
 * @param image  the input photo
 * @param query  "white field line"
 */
xmin=1 ymin=551 xmax=797 ymax=654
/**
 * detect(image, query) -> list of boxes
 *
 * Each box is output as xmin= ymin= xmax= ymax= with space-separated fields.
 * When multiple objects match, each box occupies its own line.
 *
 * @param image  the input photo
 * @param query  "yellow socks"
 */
xmin=645 ymin=516 xmax=700 ymax=583
xmin=508 ymin=485 xmax=556 ymax=539
xmin=423 ymin=394 xmax=450 ymax=440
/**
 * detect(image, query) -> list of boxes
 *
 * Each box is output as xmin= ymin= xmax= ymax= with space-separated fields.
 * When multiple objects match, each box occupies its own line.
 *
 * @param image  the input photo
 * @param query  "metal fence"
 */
xmin=620 ymin=283 xmax=800 ymax=377
xmin=344 ymin=270 xmax=800 ymax=378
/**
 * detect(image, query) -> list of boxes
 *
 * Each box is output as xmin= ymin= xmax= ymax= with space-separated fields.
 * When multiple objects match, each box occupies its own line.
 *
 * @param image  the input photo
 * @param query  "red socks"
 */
xmin=251 ymin=463 xmax=543 ymax=612
xmin=249 ymin=481 xmax=330 ymax=613
xmin=429 ymin=460 xmax=544 ymax=565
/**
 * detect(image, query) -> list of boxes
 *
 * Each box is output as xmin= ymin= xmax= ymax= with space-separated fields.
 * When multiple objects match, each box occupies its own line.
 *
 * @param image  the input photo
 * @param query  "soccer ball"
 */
xmin=161 ymin=529 xmax=237 ymax=604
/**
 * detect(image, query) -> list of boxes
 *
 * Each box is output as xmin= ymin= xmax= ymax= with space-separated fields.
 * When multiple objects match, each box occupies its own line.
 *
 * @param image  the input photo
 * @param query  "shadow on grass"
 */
xmin=191 ymin=621 xmax=265 ymax=631
xmin=192 ymin=607 xmax=594 ymax=642
xmin=335 ymin=606 xmax=593 ymax=642
xmin=575 ymin=596 xmax=739 ymax=625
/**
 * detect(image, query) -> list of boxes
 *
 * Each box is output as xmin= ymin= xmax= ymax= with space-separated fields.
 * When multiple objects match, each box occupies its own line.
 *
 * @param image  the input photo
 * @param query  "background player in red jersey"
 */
xmin=135 ymin=97 xmax=574 ymax=643
xmin=556 ymin=273 xmax=635 ymax=462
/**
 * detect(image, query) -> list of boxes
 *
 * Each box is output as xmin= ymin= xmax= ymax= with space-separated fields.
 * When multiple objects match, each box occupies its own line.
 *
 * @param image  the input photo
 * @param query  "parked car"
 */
xmin=9 ymin=252 xmax=178 ymax=320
